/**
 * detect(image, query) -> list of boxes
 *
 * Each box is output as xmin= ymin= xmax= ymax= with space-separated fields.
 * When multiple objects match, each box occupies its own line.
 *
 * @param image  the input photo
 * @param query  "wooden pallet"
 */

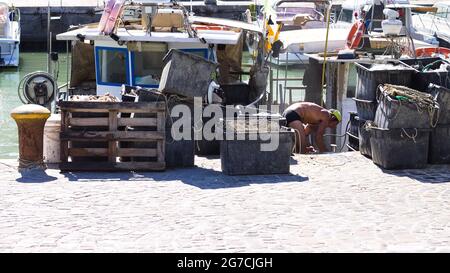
xmin=59 ymin=101 xmax=166 ymax=171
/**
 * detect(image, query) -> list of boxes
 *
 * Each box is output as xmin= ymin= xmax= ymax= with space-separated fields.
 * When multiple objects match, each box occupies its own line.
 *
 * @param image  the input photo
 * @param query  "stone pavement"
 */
xmin=0 ymin=152 xmax=449 ymax=252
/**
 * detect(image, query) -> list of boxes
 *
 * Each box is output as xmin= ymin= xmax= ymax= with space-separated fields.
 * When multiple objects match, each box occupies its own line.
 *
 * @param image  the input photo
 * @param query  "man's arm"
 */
xmin=315 ymin=121 xmax=329 ymax=153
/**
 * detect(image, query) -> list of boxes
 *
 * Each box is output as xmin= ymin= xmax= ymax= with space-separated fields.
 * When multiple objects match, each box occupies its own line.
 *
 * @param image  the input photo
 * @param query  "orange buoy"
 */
xmin=415 ymin=47 xmax=450 ymax=58
xmin=346 ymin=20 xmax=365 ymax=49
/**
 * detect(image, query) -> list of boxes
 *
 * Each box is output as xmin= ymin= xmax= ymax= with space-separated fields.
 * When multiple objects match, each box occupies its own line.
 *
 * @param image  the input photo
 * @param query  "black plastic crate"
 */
xmin=353 ymin=97 xmax=377 ymax=120
xmin=220 ymin=127 xmax=295 ymax=176
xmin=349 ymin=112 xmax=359 ymax=137
xmin=356 ymin=117 xmax=372 ymax=158
xmin=355 ymin=62 xmax=414 ymax=101
xmin=221 ymin=83 xmax=251 ymax=105
xmin=401 ymin=57 xmax=450 ymax=92
xmin=369 ymin=127 xmax=430 ymax=170
xmin=429 ymin=125 xmax=450 ymax=164
xmin=429 ymin=84 xmax=450 ymax=125
xmin=375 ymin=91 xmax=438 ymax=129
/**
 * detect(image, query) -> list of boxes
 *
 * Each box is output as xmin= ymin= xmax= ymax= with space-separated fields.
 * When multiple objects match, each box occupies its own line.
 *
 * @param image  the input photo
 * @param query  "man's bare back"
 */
xmin=284 ymin=102 xmax=331 ymax=125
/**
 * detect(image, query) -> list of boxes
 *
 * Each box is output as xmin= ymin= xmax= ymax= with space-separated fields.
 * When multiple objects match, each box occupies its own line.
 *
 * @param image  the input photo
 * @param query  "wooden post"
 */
xmin=324 ymin=62 xmax=337 ymax=149
xmin=60 ymin=110 xmax=69 ymax=163
xmin=108 ymin=110 xmax=118 ymax=162
xmin=156 ymin=111 xmax=165 ymax=164
xmin=336 ymin=63 xmax=350 ymax=151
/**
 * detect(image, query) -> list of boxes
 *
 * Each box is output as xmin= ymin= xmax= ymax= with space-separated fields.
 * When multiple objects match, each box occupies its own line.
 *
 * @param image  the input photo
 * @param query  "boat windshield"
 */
xmin=132 ymin=50 xmax=166 ymax=87
xmin=97 ymin=48 xmax=128 ymax=86
xmin=276 ymin=6 xmax=320 ymax=20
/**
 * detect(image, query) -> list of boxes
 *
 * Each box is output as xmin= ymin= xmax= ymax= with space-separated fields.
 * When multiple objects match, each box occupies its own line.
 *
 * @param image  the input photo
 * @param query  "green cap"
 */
xmin=330 ymin=109 xmax=342 ymax=123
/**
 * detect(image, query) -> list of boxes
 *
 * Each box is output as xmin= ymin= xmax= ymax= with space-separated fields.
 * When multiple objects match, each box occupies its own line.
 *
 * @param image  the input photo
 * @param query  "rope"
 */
xmin=18 ymin=158 xmax=46 ymax=170
xmin=380 ymin=84 xmax=440 ymax=128
xmin=401 ymin=128 xmax=418 ymax=144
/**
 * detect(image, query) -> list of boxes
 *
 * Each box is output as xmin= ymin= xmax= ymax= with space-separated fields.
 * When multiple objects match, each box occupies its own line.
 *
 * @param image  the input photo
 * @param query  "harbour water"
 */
xmin=0 ymin=52 xmax=70 ymax=159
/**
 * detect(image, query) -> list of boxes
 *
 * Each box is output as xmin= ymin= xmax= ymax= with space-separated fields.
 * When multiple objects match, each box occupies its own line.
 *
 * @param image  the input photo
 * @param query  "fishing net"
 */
xmin=380 ymin=84 xmax=440 ymax=127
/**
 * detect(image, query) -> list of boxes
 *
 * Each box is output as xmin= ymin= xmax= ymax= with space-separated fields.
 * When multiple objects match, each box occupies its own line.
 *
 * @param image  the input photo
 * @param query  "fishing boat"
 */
xmin=412 ymin=1 xmax=450 ymax=48
xmin=276 ymin=0 xmax=436 ymax=66
xmin=0 ymin=2 xmax=20 ymax=67
xmin=55 ymin=0 xmax=263 ymax=98
xmin=246 ymin=0 xmax=328 ymax=66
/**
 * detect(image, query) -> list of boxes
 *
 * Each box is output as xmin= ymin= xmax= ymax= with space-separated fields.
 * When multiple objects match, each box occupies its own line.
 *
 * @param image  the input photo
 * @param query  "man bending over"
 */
xmin=283 ymin=102 xmax=342 ymax=154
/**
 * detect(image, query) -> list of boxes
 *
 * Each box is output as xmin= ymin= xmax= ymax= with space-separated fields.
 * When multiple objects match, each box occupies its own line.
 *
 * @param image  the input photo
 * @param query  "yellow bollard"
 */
xmin=11 ymin=104 xmax=51 ymax=170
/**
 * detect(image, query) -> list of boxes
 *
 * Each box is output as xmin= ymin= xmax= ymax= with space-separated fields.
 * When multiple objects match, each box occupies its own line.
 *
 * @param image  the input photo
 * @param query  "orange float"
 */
xmin=415 ymin=47 xmax=450 ymax=58
xmin=346 ymin=20 xmax=365 ymax=49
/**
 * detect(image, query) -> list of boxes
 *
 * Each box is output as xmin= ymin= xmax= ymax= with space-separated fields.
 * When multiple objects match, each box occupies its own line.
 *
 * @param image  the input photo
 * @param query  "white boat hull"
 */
xmin=0 ymin=39 xmax=19 ymax=67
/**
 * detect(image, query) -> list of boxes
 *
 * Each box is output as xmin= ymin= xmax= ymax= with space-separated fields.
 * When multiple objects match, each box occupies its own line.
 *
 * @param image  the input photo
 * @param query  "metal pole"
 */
xmin=66 ymin=40 xmax=70 ymax=88
xmin=47 ymin=1 xmax=51 ymax=73
xmin=284 ymin=53 xmax=288 ymax=106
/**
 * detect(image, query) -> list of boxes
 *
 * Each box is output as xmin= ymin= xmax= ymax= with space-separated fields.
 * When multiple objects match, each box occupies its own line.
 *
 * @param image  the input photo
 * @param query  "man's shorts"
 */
xmin=283 ymin=109 xmax=304 ymax=125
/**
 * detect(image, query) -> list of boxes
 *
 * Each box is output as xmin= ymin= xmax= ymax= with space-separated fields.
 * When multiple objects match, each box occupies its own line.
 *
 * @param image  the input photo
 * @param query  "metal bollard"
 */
xmin=10 ymin=104 xmax=51 ymax=170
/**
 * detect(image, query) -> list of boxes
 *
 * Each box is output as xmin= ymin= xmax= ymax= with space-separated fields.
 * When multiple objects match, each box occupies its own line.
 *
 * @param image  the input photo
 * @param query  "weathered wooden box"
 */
xmin=58 ymin=101 xmax=166 ymax=171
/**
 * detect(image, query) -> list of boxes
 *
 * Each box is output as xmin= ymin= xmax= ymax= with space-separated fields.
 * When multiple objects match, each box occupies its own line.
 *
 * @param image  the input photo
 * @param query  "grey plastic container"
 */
xmin=400 ymin=57 xmax=450 ymax=92
xmin=355 ymin=62 xmax=414 ymax=101
xmin=353 ymin=97 xmax=377 ymax=120
xmin=429 ymin=84 xmax=450 ymax=125
xmin=429 ymin=125 xmax=450 ymax=164
xmin=166 ymin=126 xmax=195 ymax=168
xmin=220 ymin=127 xmax=295 ymax=176
xmin=369 ymin=127 xmax=430 ymax=170
xmin=159 ymin=49 xmax=218 ymax=98
xmin=356 ymin=116 xmax=372 ymax=158
xmin=374 ymin=92 xmax=437 ymax=129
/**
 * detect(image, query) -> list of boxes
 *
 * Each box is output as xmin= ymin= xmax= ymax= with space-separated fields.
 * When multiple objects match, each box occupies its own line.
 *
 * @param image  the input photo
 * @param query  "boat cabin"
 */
xmin=0 ymin=2 xmax=20 ymax=66
xmin=56 ymin=2 xmax=261 ymax=98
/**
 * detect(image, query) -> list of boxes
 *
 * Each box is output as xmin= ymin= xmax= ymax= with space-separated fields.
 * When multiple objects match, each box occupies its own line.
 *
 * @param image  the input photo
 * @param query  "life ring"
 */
xmin=415 ymin=47 xmax=450 ymax=59
xmin=346 ymin=20 xmax=365 ymax=49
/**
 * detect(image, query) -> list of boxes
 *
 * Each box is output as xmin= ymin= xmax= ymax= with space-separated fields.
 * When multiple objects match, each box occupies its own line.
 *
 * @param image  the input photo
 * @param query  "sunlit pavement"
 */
xmin=0 ymin=152 xmax=449 ymax=252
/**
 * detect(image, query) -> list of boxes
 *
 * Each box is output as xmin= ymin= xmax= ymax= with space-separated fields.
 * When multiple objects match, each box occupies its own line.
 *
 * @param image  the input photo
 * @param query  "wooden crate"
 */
xmin=59 ymin=101 xmax=166 ymax=171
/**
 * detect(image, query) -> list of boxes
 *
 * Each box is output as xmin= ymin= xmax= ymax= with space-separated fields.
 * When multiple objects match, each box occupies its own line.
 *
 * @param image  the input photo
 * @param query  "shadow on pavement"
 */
xmin=16 ymin=169 xmax=58 ymax=183
xmin=381 ymin=166 xmax=450 ymax=184
xmin=61 ymin=165 xmax=309 ymax=189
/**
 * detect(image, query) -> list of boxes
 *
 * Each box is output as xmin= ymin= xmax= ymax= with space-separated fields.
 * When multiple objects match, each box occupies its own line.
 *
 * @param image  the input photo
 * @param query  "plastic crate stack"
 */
xmin=369 ymin=84 xmax=440 ymax=169
xmin=428 ymin=84 xmax=450 ymax=165
xmin=399 ymin=57 xmax=450 ymax=165
xmin=353 ymin=62 xmax=414 ymax=159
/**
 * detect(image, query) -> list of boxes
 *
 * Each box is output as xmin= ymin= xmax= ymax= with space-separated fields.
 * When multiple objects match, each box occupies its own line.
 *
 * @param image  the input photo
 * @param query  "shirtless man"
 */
xmin=283 ymin=102 xmax=342 ymax=154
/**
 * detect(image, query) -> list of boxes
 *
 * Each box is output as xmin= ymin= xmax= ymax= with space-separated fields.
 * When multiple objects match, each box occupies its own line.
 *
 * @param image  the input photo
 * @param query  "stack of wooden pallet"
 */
xmin=59 ymin=101 xmax=166 ymax=171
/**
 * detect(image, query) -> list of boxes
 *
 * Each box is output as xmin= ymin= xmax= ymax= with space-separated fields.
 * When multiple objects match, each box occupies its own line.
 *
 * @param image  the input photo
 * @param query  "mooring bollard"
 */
xmin=10 ymin=104 xmax=51 ymax=170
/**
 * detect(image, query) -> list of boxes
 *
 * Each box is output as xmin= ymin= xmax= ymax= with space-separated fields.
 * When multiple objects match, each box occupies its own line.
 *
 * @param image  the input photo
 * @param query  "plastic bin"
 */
xmin=43 ymin=114 xmax=61 ymax=164
xmin=159 ymin=49 xmax=218 ymax=98
xmin=221 ymin=83 xmax=251 ymax=105
xmin=349 ymin=112 xmax=359 ymax=137
xmin=220 ymin=127 xmax=295 ymax=176
xmin=429 ymin=84 xmax=450 ymax=125
xmin=353 ymin=97 xmax=377 ymax=120
xmin=369 ymin=127 xmax=430 ymax=170
xmin=166 ymin=126 xmax=195 ymax=168
xmin=356 ymin=116 xmax=372 ymax=158
xmin=400 ymin=57 xmax=450 ymax=92
xmin=374 ymin=91 xmax=438 ymax=129
xmin=429 ymin=125 xmax=450 ymax=164
xmin=355 ymin=62 xmax=414 ymax=101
